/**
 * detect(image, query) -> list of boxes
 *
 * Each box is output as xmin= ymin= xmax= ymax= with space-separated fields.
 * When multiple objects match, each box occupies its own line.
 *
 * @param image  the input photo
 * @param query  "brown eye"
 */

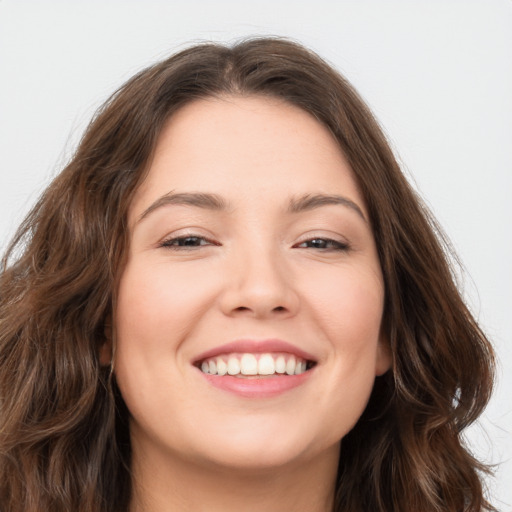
xmin=295 ymin=238 xmax=349 ymax=251
xmin=160 ymin=236 xmax=215 ymax=249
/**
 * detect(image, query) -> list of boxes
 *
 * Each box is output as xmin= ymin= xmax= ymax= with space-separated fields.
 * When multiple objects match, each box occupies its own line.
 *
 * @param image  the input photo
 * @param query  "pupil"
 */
xmin=182 ymin=237 xmax=199 ymax=246
xmin=311 ymin=239 xmax=325 ymax=248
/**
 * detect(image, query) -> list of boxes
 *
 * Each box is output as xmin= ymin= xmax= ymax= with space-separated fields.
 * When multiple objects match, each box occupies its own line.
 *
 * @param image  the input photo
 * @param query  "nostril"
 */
xmin=273 ymin=306 xmax=286 ymax=312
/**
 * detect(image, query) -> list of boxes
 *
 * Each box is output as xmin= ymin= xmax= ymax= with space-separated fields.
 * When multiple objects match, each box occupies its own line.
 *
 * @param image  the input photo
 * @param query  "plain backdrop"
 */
xmin=1 ymin=1 xmax=511 ymax=509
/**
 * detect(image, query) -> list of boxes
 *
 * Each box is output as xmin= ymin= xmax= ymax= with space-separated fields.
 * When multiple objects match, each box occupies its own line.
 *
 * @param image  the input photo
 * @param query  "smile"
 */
xmin=198 ymin=352 xmax=313 ymax=377
xmin=193 ymin=339 xmax=318 ymax=397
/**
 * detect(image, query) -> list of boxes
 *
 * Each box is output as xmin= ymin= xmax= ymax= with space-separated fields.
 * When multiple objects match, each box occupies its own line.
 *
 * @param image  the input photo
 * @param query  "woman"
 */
xmin=0 ymin=37 xmax=495 ymax=511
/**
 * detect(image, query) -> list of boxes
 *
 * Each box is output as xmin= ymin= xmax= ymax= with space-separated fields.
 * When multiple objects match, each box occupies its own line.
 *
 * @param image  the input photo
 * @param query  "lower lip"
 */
xmin=199 ymin=371 xmax=313 ymax=398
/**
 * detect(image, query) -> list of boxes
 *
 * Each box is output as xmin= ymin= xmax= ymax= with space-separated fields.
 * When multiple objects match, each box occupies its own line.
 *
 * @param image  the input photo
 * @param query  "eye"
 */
xmin=159 ymin=235 xmax=218 ymax=249
xmin=294 ymin=238 xmax=349 ymax=251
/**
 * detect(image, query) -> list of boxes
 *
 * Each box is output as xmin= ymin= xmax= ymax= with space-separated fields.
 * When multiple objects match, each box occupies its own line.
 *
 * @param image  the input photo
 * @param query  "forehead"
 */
xmin=130 ymin=95 xmax=366 ymax=219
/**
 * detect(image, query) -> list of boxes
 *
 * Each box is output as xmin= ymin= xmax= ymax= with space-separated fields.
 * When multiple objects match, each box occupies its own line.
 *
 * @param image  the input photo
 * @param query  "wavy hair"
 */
xmin=0 ymin=37 xmax=495 ymax=511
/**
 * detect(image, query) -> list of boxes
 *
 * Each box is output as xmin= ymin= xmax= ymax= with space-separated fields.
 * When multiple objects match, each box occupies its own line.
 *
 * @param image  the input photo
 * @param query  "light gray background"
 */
xmin=1 ymin=1 xmax=511 ymax=509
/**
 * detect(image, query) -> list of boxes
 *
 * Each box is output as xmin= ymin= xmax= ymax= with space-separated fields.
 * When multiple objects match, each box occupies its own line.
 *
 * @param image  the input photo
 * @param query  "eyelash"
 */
xmin=159 ymin=235 xmax=349 ymax=252
xmin=293 ymin=238 xmax=349 ymax=251
xmin=159 ymin=235 xmax=218 ymax=249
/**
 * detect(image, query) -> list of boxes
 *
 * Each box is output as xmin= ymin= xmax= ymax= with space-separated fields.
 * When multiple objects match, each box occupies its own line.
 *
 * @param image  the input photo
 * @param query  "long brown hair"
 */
xmin=0 ymin=37 xmax=495 ymax=511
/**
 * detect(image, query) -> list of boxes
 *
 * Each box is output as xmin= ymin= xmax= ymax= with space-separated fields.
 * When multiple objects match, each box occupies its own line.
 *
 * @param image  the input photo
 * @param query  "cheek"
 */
xmin=115 ymin=260 xmax=217 ymax=346
xmin=307 ymin=264 xmax=384 ymax=350
xmin=113 ymin=260 xmax=214 ymax=434
xmin=302 ymin=265 xmax=385 ymax=430
xmin=113 ymin=261 xmax=208 ymax=393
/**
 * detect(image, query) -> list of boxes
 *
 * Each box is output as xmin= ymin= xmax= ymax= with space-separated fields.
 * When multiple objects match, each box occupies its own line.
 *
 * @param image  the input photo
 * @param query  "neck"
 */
xmin=128 ymin=442 xmax=339 ymax=512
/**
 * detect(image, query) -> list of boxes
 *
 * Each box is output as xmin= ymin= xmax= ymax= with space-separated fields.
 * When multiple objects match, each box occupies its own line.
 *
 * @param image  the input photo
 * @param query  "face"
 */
xmin=111 ymin=96 xmax=390 ymax=473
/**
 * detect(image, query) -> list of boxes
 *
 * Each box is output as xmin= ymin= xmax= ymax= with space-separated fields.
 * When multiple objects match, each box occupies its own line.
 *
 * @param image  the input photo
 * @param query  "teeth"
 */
xmin=227 ymin=356 xmax=241 ymax=375
xmin=275 ymin=355 xmax=286 ymax=374
xmin=217 ymin=358 xmax=228 ymax=376
xmin=285 ymin=355 xmax=296 ymax=376
xmin=199 ymin=353 xmax=311 ymax=377
xmin=258 ymin=354 xmax=275 ymax=375
xmin=240 ymin=354 xmax=258 ymax=375
xmin=295 ymin=360 xmax=306 ymax=375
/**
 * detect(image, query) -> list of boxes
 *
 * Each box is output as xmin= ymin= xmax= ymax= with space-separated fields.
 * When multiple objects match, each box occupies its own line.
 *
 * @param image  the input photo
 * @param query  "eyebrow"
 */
xmin=137 ymin=191 xmax=366 ymax=224
xmin=288 ymin=193 xmax=367 ymax=222
xmin=137 ymin=192 xmax=228 ymax=223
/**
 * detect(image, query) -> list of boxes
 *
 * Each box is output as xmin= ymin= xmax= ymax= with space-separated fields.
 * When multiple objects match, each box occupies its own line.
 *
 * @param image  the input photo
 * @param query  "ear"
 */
xmin=99 ymin=316 xmax=113 ymax=366
xmin=375 ymin=334 xmax=392 ymax=376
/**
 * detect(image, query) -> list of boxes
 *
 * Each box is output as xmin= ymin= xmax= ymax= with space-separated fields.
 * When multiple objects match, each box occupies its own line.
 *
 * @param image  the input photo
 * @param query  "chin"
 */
xmin=179 ymin=418 xmax=342 ymax=474
xmin=197 ymin=442 xmax=325 ymax=474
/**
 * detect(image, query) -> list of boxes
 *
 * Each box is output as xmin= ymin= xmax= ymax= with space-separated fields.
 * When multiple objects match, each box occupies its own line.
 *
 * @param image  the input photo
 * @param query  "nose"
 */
xmin=219 ymin=246 xmax=300 ymax=319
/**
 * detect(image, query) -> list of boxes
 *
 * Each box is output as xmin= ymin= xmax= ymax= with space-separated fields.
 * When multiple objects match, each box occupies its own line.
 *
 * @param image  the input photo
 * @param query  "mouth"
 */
xmin=195 ymin=352 xmax=316 ymax=377
xmin=192 ymin=339 xmax=317 ymax=397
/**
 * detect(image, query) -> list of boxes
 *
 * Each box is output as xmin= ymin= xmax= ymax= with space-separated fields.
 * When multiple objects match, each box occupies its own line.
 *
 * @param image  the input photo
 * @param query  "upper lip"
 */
xmin=192 ymin=339 xmax=317 ymax=364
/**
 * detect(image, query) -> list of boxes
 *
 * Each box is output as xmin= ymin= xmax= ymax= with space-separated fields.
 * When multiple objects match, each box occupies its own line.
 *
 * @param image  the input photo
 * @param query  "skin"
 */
xmin=107 ymin=95 xmax=391 ymax=512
